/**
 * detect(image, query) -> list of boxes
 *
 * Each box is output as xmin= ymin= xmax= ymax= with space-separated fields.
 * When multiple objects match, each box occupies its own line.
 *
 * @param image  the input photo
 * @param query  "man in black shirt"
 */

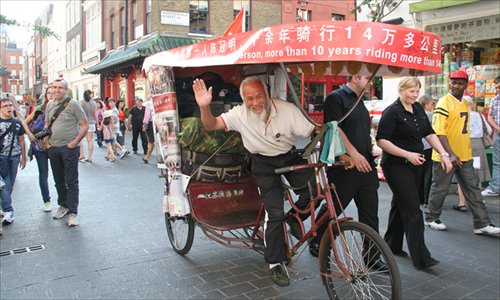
xmin=127 ymin=98 xmax=147 ymax=154
xmin=311 ymin=76 xmax=386 ymax=270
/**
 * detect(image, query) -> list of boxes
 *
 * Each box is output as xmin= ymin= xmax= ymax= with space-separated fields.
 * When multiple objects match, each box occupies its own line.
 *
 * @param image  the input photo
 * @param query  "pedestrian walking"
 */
xmin=481 ymin=76 xmax=500 ymax=197
xmin=376 ymin=77 xmax=452 ymax=270
xmin=23 ymin=86 xmax=53 ymax=212
xmin=0 ymin=96 xmax=27 ymax=225
xmin=127 ymin=97 xmax=147 ymax=155
xmin=79 ymin=90 xmax=97 ymax=163
xmin=424 ymin=70 xmax=500 ymax=235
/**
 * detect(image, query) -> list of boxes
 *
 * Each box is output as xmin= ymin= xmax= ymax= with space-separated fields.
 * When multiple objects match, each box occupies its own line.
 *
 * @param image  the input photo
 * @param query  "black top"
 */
xmin=323 ymin=84 xmax=373 ymax=160
xmin=129 ymin=106 xmax=145 ymax=125
xmin=376 ymin=99 xmax=435 ymax=165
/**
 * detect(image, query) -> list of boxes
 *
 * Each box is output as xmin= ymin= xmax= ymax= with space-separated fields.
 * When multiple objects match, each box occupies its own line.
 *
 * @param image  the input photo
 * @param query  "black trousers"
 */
xmin=313 ymin=166 xmax=380 ymax=245
xmin=131 ymin=123 xmax=148 ymax=153
xmin=382 ymin=162 xmax=432 ymax=267
xmin=419 ymin=148 xmax=433 ymax=205
xmin=251 ymin=151 xmax=314 ymax=264
xmin=47 ymin=146 xmax=80 ymax=214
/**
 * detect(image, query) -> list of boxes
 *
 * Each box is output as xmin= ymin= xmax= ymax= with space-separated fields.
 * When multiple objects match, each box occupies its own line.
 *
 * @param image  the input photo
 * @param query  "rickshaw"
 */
xmin=142 ymin=20 xmax=442 ymax=299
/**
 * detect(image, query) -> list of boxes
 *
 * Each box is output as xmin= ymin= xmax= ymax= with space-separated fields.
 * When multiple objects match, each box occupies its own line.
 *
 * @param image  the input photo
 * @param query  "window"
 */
xmin=110 ymin=14 xmax=115 ymax=49
xmin=146 ymin=0 xmax=152 ymax=34
xmin=85 ymin=2 xmax=101 ymax=50
xmin=331 ymin=13 xmax=345 ymax=21
xmin=11 ymin=70 xmax=17 ymax=77
xmin=10 ymin=56 xmax=16 ymax=64
xmin=120 ymin=8 xmax=125 ymax=45
xmin=296 ymin=9 xmax=311 ymax=22
xmin=189 ymin=0 xmax=208 ymax=34
xmin=11 ymin=85 xmax=17 ymax=95
xmin=66 ymin=42 xmax=71 ymax=68
xmin=131 ymin=0 xmax=136 ymax=40
xmin=76 ymin=35 xmax=81 ymax=65
xmin=233 ymin=0 xmax=250 ymax=31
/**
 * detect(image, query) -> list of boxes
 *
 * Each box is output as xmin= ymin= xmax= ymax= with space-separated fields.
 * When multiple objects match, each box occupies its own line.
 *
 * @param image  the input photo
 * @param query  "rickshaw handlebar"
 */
xmin=274 ymin=161 xmax=349 ymax=175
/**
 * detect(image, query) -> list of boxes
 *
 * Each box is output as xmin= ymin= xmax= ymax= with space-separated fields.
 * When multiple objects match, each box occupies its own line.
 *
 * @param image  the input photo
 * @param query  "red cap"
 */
xmin=450 ymin=70 xmax=468 ymax=80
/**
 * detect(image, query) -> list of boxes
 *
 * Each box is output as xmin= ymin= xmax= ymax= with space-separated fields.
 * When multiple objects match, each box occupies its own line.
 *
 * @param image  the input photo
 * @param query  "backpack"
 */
xmin=29 ymin=111 xmax=46 ymax=134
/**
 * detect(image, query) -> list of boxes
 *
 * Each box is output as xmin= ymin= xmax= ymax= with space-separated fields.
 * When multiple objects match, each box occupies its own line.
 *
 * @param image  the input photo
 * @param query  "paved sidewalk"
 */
xmin=1 ymin=142 xmax=499 ymax=299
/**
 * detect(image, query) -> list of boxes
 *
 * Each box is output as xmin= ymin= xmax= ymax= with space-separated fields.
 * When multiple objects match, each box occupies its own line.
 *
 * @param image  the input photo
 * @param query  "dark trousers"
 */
xmin=419 ymin=149 xmax=433 ymax=205
xmin=314 ymin=166 xmax=380 ymax=244
xmin=33 ymin=149 xmax=50 ymax=202
xmin=47 ymin=146 xmax=80 ymax=214
xmin=382 ymin=162 xmax=432 ymax=267
xmin=251 ymin=151 xmax=314 ymax=264
xmin=131 ymin=123 xmax=147 ymax=153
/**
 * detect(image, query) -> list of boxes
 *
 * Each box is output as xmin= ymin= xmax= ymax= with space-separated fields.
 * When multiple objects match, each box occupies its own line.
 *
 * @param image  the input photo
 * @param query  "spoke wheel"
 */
xmin=165 ymin=213 xmax=195 ymax=255
xmin=319 ymin=221 xmax=401 ymax=300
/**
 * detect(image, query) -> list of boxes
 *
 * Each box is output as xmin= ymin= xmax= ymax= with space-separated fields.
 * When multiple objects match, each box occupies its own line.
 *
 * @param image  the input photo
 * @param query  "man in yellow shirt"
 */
xmin=425 ymin=70 xmax=499 ymax=235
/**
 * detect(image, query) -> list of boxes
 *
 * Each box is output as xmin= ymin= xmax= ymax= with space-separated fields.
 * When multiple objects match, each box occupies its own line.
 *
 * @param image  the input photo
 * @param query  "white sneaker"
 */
xmin=67 ymin=213 xmax=78 ymax=227
xmin=474 ymin=224 xmax=500 ymax=235
xmin=425 ymin=219 xmax=447 ymax=231
xmin=481 ymin=188 xmax=499 ymax=197
xmin=53 ymin=206 xmax=69 ymax=219
xmin=2 ymin=211 xmax=14 ymax=224
xmin=43 ymin=202 xmax=52 ymax=212
xmin=120 ymin=150 xmax=130 ymax=159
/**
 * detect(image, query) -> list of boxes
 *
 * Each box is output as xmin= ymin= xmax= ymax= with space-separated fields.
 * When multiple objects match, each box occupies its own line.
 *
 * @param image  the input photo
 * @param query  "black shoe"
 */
xmin=133 ymin=150 xmax=138 ymax=154
xmin=366 ymin=258 xmax=389 ymax=272
xmin=287 ymin=218 xmax=303 ymax=240
xmin=309 ymin=241 xmax=320 ymax=258
xmin=269 ymin=263 xmax=290 ymax=287
xmin=415 ymin=258 xmax=440 ymax=270
xmin=392 ymin=250 xmax=409 ymax=257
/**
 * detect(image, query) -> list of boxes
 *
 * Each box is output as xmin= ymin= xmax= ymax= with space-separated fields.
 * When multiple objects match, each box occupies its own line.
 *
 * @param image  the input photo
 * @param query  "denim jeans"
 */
xmin=33 ymin=148 xmax=51 ymax=202
xmin=47 ymin=146 xmax=80 ymax=214
xmin=0 ymin=154 xmax=21 ymax=212
xmin=486 ymin=131 xmax=499 ymax=192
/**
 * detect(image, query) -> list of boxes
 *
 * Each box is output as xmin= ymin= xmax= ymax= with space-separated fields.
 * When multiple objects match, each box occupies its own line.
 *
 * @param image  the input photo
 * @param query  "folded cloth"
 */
xmin=320 ymin=121 xmax=346 ymax=163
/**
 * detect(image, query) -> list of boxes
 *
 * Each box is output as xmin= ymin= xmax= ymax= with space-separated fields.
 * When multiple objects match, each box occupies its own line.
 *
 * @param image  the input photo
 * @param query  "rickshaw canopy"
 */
xmin=143 ymin=20 xmax=442 ymax=77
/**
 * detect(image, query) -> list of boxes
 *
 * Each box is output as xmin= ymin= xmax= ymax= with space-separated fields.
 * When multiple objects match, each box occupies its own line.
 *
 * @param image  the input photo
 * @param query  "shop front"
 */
xmin=411 ymin=0 xmax=500 ymax=107
xmin=85 ymin=33 xmax=203 ymax=108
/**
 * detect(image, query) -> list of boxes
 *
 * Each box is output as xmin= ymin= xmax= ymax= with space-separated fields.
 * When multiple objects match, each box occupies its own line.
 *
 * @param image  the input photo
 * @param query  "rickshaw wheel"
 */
xmin=165 ymin=212 xmax=195 ymax=255
xmin=319 ymin=221 xmax=401 ymax=300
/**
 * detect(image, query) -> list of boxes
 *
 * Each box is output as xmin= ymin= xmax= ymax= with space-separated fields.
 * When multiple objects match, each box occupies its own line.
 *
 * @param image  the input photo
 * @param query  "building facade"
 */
xmin=0 ymin=38 xmax=23 ymax=97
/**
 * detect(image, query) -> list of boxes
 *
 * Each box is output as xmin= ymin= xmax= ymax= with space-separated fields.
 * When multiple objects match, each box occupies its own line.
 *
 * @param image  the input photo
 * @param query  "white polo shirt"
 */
xmin=219 ymin=99 xmax=314 ymax=156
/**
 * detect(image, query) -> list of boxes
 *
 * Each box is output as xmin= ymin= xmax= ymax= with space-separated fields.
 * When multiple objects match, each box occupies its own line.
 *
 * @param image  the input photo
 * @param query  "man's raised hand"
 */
xmin=193 ymin=79 xmax=213 ymax=107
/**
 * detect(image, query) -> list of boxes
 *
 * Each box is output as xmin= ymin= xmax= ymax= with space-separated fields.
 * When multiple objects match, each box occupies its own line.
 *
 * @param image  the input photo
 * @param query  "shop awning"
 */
xmin=409 ymin=0 xmax=479 ymax=13
xmin=84 ymin=33 xmax=204 ymax=74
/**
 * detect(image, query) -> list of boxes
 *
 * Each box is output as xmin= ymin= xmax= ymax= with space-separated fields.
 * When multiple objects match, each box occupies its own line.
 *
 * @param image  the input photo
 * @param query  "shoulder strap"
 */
xmin=48 ymin=97 xmax=71 ymax=128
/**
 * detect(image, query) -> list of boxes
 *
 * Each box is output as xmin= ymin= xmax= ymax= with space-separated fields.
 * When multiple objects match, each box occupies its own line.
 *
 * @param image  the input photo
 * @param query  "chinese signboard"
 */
xmin=160 ymin=11 xmax=189 ymax=26
xmin=144 ymin=20 xmax=442 ymax=76
xmin=426 ymin=15 xmax=500 ymax=45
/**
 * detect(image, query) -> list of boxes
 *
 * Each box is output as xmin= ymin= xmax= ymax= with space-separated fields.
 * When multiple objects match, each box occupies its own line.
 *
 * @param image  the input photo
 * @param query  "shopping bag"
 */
xmin=320 ymin=121 xmax=346 ymax=163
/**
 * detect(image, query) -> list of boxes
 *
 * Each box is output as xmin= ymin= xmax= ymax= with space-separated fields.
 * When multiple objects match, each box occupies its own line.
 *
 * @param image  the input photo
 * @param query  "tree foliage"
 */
xmin=0 ymin=14 xmax=60 ymax=40
xmin=351 ymin=0 xmax=402 ymax=22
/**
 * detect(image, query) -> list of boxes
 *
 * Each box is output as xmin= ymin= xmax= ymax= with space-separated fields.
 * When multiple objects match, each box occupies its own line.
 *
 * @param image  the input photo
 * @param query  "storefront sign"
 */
xmin=160 ymin=11 xmax=189 ymax=26
xmin=144 ymin=20 xmax=442 ymax=76
xmin=426 ymin=15 xmax=500 ymax=44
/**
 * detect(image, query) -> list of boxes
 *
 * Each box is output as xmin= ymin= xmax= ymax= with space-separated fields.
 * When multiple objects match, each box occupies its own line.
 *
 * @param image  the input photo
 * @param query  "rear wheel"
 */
xmin=165 ymin=213 xmax=195 ymax=255
xmin=319 ymin=221 xmax=401 ymax=300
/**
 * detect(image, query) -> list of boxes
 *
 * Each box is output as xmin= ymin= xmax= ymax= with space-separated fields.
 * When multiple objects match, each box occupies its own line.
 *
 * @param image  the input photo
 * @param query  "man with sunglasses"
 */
xmin=44 ymin=78 xmax=88 ymax=227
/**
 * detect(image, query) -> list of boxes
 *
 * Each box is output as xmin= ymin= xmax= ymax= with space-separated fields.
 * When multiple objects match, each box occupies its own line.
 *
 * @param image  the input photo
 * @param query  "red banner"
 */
xmin=144 ymin=20 xmax=442 ymax=76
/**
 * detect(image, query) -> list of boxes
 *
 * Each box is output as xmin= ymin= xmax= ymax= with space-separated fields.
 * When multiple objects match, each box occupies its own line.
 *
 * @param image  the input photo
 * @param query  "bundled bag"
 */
xmin=178 ymin=117 xmax=249 ymax=183
xmin=320 ymin=121 xmax=346 ymax=163
xmin=480 ymin=115 xmax=493 ymax=148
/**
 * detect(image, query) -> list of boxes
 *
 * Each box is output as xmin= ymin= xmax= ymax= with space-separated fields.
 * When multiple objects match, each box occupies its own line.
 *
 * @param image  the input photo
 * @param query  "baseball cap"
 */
xmin=450 ymin=70 xmax=468 ymax=80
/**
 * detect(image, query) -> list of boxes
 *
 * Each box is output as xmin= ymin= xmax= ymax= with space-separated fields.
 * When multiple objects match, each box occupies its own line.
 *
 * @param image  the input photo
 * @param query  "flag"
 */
xmin=223 ymin=8 xmax=245 ymax=36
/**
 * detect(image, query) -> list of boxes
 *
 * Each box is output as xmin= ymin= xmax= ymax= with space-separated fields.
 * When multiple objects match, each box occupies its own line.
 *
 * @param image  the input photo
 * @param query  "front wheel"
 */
xmin=319 ymin=221 xmax=402 ymax=300
xmin=165 ymin=213 xmax=195 ymax=255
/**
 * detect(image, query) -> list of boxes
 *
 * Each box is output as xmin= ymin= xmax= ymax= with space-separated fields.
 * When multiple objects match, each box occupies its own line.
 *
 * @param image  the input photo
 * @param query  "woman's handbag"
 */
xmin=480 ymin=115 xmax=493 ymax=148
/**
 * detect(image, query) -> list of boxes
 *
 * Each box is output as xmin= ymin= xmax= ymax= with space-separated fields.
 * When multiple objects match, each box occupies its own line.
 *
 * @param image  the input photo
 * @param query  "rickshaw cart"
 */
xmin=142 ymin=20 xmax=442 ymax=299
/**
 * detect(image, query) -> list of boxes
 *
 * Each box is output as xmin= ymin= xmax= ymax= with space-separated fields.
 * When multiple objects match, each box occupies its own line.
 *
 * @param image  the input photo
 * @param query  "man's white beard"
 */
xmin=248 ymin=105 xmax=268 ymax=123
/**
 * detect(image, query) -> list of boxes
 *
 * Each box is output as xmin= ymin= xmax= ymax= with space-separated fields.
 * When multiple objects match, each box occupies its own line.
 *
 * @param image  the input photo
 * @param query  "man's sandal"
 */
xmin=453 ymin=204 xmax=467 ymax=212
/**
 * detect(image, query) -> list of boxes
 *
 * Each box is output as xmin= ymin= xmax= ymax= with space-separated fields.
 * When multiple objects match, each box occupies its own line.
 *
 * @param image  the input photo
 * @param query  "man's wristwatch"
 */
xmin=440 ymin=152 xmax=450 ymax=157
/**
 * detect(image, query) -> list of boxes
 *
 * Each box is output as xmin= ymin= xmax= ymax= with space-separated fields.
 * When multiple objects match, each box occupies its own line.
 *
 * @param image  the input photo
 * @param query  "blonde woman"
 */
xmin=376 ymin=77 xmax=452 ymax=270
